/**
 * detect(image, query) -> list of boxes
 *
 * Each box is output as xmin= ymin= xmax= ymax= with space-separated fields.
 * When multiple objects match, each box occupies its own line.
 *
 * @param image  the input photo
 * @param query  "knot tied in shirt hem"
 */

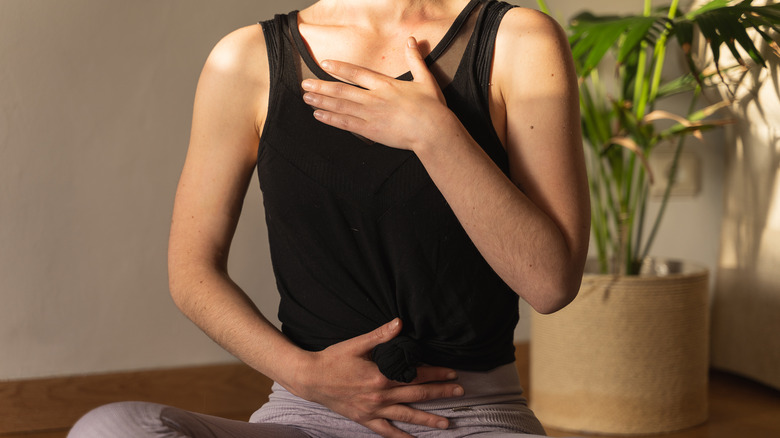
xmin=371 ymin=335 xmax=422 ymax=383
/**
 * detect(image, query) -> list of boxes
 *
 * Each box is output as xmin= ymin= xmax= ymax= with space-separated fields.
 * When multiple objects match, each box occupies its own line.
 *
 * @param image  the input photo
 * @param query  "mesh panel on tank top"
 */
xmin=288 ymin=1 xmax=481 ymax=144
xmin=258 ymin=0 xmax=519 ymax=382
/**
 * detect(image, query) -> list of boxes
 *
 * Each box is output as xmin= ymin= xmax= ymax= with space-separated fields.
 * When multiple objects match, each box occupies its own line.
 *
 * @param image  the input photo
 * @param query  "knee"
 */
xmin=68 ymin=401 xmax=166 ymax=438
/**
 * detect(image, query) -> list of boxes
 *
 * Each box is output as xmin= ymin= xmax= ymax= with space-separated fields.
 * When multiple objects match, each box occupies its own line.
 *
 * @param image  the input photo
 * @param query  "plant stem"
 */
xmin=633 ymin=0 xmax=654 ymax=119
xmin=632 ymin=169 xmax=650 ymax=273
xmin=590 ymin=70 xmax=612 ymax=143
xmin=590 ymin=154 xmax=609 ymax=274
xmin=629 ymin=0 xmax=679 ymax=274
xmin=634 ymin=48 xmax=649 ymax=119
xmin=621 ymin=153 xmax=637 ymax=275
xmin=648 ymin=0 xmax=680 ymax=104
xmin=640 ymin=87 xmax=702 ymax=261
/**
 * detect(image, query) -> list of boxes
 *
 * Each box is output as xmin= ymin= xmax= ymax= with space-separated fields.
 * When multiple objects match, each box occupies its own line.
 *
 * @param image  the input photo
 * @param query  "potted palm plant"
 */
xmin=564 ymin=0 xmax=779 ymax=276
xmin=530 ymin=0 xmax=780 ymax=434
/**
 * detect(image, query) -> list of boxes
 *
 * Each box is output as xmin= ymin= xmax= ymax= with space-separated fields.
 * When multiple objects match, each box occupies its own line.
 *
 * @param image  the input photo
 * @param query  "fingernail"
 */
xmin=447 ymin=371 xmax=457 ymax=380
xmin=407 ymin=36 xmax=417 ymax=48
xmin=313 ymin=110 xmax=324 ymax=120
xmin=436 ymin=419 xmax=448 ymax=429
xmin=453 ymin=386 xmax=464 ymax=396
xmin=303 ymin=93 xmax=315 ymax=104
xmin=301 ymin=80 xmax=313 ymax=91
xmin=320 ymin=60 xmax=332 ymax=70
xmin=391 ymin=318 xmax=400 ymax=329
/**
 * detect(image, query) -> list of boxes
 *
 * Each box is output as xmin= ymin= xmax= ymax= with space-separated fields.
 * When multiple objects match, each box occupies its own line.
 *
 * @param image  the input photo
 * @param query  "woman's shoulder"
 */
xmin=492 ymin=7 xmax=574 ymax=90
xmin=195 ymin=25 xmax=271 ymax=135
xmin=203 ymin=24 xmax=268 ymax=84
xmin=496 ymin=7 xmax=568 ymax=52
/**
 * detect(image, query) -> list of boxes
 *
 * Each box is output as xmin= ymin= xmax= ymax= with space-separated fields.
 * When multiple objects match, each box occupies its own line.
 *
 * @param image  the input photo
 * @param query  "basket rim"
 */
xmin=584 ymin=257 xmax=708 ymax=279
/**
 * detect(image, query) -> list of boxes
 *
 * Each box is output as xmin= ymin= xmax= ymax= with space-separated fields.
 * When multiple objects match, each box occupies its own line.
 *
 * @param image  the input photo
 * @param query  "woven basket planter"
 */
xmin=530 ymin=259 xmax=709 ymax=435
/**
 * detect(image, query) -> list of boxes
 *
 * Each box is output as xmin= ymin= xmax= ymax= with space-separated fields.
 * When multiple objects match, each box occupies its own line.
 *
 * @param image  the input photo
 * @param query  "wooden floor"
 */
xmin=3 ymin=344 xmax=780 ymax=437
xmin=543 ymin=370 xmax=780 ymax=438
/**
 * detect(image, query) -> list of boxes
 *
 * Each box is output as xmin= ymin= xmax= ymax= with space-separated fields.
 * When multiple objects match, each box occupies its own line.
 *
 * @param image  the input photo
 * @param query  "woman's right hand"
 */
xmin=286 ymin=319 xmax=464 ymax=438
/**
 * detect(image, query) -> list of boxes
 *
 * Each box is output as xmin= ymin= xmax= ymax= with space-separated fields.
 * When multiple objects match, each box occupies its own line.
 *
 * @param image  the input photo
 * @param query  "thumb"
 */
xmin=346 ymin=318 xmax=402 ymax=355
xmin=405 ymin=37 xmax=434 ymax=84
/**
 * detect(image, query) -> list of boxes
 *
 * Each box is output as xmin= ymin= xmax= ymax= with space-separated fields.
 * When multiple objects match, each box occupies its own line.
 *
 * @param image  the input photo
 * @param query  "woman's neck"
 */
xmin=296 ymin=0 xmax=471 ymax=77
xmin=306 ymin=0 xmax=456 ymax=32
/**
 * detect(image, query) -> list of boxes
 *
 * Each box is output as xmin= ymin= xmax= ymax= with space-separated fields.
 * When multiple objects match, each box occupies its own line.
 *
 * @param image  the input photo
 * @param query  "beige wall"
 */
xmin=0 ymin=0 xmax=310 ymax=379
xmin=0 ymin=0 xmax=725 ymax=380
xmin=708 ymin=1 xmax=780 ymax=389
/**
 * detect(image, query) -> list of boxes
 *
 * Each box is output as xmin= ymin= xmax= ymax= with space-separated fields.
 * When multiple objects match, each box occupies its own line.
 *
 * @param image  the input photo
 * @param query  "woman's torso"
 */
xmin=255 ymin=0 xmax=521 ymax=378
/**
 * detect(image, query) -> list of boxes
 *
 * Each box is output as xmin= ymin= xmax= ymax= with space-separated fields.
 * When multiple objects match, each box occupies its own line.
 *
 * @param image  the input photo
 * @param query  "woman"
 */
xmin=69 ymin=0 xmax=589 ymax=436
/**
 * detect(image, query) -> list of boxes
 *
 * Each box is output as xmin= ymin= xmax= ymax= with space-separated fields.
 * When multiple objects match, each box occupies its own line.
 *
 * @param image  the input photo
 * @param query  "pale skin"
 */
xmin=168 ymin=0 xmax=589 ymax=437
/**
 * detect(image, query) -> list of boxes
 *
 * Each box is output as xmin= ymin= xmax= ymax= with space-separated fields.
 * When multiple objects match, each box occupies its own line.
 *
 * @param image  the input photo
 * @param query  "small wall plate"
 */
xmin=649 ymin=149 xmax=701 ymax=197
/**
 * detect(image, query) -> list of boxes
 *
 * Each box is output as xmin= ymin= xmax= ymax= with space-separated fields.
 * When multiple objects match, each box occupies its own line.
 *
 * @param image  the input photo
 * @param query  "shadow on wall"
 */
xmin=710 ymin=23 xmax=780 ymax=389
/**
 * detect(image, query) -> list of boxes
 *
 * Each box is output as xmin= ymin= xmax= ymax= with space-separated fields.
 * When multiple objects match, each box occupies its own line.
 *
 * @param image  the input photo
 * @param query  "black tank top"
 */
xmin=258 ymin=0 xmax=518 ymax=382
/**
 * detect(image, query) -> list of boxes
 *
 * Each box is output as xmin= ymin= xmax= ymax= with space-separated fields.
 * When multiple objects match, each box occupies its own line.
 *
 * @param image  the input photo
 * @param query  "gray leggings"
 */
xmin=68 ymin=364 xmax=547 ymax=437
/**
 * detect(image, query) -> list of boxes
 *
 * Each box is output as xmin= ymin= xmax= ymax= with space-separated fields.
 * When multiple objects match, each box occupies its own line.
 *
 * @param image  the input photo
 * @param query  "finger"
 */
xmin=303 ymin=92 xmax=363 ymax=116
xmin=384 ymin=381 xmax=465 ymax=404
xmin=320 ymin=59 xmax=389 ymax=89
xmin=378 ymin=404 xmax=451 ymax=430
xmin=301 ymin=79 xmax=367 ymax=104
xmin=340 ymin=318 xmax=402 ymax=356
xmin=411 ymin=366 xmax=458 ymax=384
xmin=405 ymin=37 xmax=434 ymax=84
xmin=312 ymin=109 xmax=369 ymax=135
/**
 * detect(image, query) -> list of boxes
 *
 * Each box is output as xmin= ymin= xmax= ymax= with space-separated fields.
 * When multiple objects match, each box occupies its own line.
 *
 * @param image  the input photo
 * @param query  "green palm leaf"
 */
xmin=746 ymin=15 xmax=780 ymax=51
xmin=694 ymin=13 xmax=726 ymax=73
xmin=681 ymin=0 xmax=780 ymax=80
xmin=700 ymin=9 xmax=762 ymax=66
xmin=656 ymin=73 xmax=698 ymax=98
xmin=570 ymin=15 xmax=663 ymax=75
xmin=618 ymin=18 xmax=667 ymax=63
xmin=684 ymin=0 xmax=732 ymax=20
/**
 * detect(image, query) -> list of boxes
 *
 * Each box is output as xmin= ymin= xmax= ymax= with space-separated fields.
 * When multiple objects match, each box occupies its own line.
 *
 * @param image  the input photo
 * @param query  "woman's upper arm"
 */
xmin=494 ymin=9 xmax=590 ymax=280
xmin=169 ymin=25 xmax=269 ymax=283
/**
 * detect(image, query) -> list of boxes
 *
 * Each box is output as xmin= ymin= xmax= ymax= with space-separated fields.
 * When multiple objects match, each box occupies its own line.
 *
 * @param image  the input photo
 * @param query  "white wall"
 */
xmin=0 ymin=0 xmax=725 ymax=380
xmin=0 ymin=0 xmax=309 ymax=380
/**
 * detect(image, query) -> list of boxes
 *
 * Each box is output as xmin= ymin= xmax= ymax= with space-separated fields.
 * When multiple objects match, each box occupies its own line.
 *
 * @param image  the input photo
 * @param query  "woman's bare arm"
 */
xmin=168 ymin=23 xmax=300 ymax=386
xmin=426 ymin=8 xmax=590 ymax=313
xmin=168 ymin=25 xmax=462 ymax=438
xmin=301 ymin=9 xmax=590 ymax=314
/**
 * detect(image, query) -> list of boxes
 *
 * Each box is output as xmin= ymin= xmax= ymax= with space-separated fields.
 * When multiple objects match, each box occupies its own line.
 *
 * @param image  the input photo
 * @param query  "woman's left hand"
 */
xmin=301 ymin=37 xmax=456 ymax=151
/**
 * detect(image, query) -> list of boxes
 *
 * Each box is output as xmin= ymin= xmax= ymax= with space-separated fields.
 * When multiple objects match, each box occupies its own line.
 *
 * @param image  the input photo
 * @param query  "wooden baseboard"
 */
xmin=0 ymin=362 xmax=273 ymax=436
xmin=0 ymin=343 xmax=530 ymax=437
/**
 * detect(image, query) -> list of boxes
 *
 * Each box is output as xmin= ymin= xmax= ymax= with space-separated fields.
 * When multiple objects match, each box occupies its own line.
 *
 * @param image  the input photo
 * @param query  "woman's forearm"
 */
xmin=413 ymin=117 xmax=581 ymax=313
xmin=168 ymin=263 xmax=309 ymax=389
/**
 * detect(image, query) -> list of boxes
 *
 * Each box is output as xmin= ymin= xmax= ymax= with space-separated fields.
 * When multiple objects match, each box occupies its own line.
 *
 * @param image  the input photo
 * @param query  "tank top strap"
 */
xmin=470 ymin=0 xmax=517 ymax=113
xmin=259 ymin=15 xmax=283 ymax=81
xmin=260 ymin=14 xmax=302 ymax=105
xmin=435 ymin=0 xmax=516 ymax=174
xmin=429 ymin=0 xmax=484 ymax=63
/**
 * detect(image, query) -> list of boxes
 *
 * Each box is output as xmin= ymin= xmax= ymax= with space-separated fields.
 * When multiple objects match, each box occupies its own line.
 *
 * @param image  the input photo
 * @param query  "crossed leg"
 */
xmin=68 ymin=402 xmax=312 ymax=438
